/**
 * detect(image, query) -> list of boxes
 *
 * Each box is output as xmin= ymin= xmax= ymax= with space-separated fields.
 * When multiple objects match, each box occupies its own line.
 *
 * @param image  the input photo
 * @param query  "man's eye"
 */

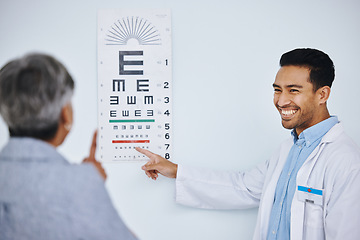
xmin=290 ymin=89 xmax=299 ymax=93
xmin=274 ymin=89 xmax=281 ymax=93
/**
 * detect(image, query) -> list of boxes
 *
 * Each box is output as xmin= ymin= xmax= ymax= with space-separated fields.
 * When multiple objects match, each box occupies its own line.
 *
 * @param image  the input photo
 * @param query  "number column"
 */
xmin=162 ymin=73 xmax=172 ymax=159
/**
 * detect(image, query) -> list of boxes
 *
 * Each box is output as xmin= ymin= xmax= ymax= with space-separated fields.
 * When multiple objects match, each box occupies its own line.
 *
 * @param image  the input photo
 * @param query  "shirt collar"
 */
xmin=291 ymin=116 xmax=339 ymax=147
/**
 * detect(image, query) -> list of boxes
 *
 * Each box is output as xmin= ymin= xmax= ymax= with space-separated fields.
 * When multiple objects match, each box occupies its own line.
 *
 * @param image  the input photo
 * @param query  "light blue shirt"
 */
xmin=267 ymin=116 xmax=339 ymax=240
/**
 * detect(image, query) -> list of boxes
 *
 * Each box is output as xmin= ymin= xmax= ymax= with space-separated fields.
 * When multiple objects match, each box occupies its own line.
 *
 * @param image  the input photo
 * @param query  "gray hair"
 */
xmin=0 ymin=53 xmax=74 ymax=137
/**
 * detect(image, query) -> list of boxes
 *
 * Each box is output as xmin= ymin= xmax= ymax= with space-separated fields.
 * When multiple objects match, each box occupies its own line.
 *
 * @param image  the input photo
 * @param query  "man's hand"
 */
xmin=136 ymin=147 xmax=178 ymax=180
xmin=83 ymin=130 xmax=107 ymax=180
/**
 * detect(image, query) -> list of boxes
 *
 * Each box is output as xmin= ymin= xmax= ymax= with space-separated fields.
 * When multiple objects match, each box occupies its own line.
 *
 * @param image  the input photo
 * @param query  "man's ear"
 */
xmin=317 ymin=86 xmax=331 ymax=105
xmin=60 ymin=103 xmax=73 ymax=132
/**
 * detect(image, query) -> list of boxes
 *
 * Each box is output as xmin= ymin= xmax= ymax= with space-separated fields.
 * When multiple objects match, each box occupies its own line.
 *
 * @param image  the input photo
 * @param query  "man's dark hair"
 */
xmin=280 ymin=48 xmax=335 ymax=91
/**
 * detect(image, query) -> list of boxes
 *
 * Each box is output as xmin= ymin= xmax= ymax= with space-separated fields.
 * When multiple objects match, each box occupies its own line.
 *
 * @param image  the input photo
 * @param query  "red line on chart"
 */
xmin=112 ymin=140 xmax=150 ymax=143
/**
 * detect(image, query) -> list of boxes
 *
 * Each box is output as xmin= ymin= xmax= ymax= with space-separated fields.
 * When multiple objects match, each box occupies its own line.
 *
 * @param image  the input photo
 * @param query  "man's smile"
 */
xmin=279 ymin=108 xmax=299 ymax=120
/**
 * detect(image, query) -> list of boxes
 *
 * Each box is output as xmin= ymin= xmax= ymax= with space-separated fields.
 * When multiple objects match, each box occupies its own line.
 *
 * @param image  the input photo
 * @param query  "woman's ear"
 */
xmin=61 ymin=103 xmax=73 ymax=132
xmin=317 ymin=86 xmax=331 ymax=105
xmin=47 ymin=103 xmax=73 ymax=147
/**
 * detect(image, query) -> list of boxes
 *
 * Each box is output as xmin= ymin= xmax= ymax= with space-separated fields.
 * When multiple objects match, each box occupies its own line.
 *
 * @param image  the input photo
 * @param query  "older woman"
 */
xmin=0 ymin=53 xmax=137 ymax=239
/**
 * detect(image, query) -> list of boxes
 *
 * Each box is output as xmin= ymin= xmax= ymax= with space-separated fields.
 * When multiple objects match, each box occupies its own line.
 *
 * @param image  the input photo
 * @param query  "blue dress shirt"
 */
xmin=267 ymin=116 xmax=339 ymax=240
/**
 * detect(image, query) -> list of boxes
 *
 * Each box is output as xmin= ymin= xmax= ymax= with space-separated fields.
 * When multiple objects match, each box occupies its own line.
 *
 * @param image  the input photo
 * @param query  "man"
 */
xmin=136 ymin=48 xmax=360 ymax=240
xmin=0 ymin=53 xmax=137 ymax=240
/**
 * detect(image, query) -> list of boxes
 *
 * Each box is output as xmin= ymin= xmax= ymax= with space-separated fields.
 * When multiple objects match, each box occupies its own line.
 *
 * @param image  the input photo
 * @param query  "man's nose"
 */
xmin=276 ymin=92 xmax=291 ymax=107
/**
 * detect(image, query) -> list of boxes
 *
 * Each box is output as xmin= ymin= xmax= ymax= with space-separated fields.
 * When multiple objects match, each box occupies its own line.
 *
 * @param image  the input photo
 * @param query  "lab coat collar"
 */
xmin=296 ymin=121 xmax=344 ymax=180
xmin=291 ymin=116 xmax=339 ymax=147
xmin=320 ymin=121 xmax=344 ymax=143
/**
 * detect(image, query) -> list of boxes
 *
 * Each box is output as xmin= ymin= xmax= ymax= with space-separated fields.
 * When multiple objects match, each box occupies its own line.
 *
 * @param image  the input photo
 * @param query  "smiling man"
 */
xmin=274 ymin=51 xmax=332 ymax=136
xmin=136 ymin=48 xmax=360 ymax=240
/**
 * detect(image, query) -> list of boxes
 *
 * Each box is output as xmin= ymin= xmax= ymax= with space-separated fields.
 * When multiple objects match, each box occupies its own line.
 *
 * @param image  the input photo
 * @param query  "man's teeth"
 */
xmin=281 ymin=109 xmax=297 ymax=115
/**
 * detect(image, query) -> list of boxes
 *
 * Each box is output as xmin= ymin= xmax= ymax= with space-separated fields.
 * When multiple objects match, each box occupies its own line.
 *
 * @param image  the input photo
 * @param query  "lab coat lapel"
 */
xmin=290 ymin=122 xmax=341 ymax=240
xmin=290 ymin=123 xmax=342 ymax=240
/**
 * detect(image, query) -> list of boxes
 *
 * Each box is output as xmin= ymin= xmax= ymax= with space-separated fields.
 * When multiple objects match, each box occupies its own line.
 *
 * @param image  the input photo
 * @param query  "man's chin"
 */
xmin=281 ymin=120 xmax=295 ymax=130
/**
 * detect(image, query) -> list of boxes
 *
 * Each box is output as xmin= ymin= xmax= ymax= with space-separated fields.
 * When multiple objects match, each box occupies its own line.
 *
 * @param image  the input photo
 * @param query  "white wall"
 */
xmin=1 ymin=0 xmax=360 ymax=239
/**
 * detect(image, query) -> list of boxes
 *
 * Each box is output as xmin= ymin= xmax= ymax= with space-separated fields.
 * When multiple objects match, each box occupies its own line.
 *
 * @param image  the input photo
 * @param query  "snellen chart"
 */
xmin=97 ymin=9 xmax=172 ymax=162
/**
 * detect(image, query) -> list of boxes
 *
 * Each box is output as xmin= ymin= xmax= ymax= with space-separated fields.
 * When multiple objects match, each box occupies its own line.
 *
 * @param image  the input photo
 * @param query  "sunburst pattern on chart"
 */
xmin=105 ymin=16 xmax=161 ymax=45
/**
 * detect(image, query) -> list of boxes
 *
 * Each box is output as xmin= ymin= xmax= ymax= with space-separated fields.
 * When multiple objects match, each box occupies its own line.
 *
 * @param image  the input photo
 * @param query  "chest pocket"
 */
xmin=303 ymin=202 xmax=325 ymax=239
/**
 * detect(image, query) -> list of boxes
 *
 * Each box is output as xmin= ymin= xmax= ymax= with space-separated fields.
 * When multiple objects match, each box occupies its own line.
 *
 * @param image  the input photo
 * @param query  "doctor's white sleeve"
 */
xmin=175 ymin=161 xmax=269 ymax=210
xmin=324 ymin=164 xmax=360 ymax=240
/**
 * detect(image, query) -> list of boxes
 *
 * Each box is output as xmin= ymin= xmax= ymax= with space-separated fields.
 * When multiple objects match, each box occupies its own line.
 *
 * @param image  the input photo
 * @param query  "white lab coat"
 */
xmin=175 ymin=123 xmax=360 ymax=240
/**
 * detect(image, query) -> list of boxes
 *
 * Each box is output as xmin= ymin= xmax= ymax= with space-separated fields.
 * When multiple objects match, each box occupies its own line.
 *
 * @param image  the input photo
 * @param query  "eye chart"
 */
xmin=97 ymin=9 xmax=172 ymax=162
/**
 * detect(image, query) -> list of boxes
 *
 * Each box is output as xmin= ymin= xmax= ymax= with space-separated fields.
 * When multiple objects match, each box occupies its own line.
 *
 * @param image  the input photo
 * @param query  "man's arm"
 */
xmin=136 ymin=147 xmax=267 ymax=209
xmin=135 ymin=147 xmax=177 ymax=180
